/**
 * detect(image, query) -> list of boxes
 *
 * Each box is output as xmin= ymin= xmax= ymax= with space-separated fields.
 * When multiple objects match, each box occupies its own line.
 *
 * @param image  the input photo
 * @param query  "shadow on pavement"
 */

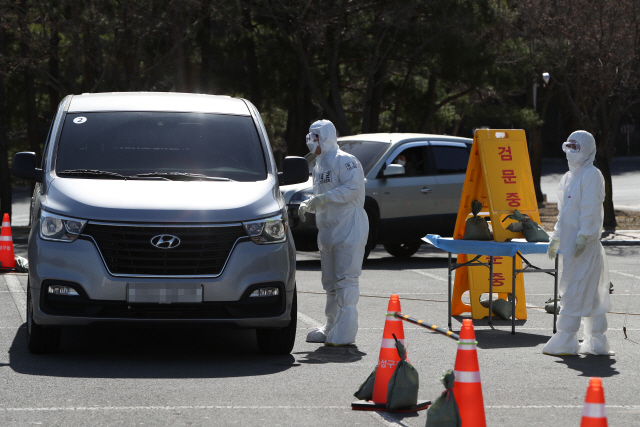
xmin=551 ymin=355 xmax=619 ymax=377
xmin=7 ymin=324 xmax=299 ymax=379
xmin=474 ymin=328 xmax=550 ymax=349
xmin=293 ymin=345 xmax=366 ymax=365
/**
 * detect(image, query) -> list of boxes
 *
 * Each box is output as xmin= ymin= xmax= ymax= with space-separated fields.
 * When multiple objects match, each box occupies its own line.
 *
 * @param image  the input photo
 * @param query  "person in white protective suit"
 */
xmin=298 ymin=120 xmax=369 ymax=346
xmin=543 ymin=130 xmax=614 ymax=356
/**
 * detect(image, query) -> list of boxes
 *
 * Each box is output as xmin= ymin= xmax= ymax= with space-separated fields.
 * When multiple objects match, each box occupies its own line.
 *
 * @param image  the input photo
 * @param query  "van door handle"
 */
xmin=421 ymin=188 xmax=434 ymax=194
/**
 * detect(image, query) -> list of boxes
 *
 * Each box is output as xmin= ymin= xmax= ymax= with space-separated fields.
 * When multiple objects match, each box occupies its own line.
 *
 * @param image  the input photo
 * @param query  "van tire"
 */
xmin=383 ymin=242 xmax=421 ymax=258
xmin=256 ymin=287 xmax=297 ymax=355
xmin=27 ymin=281 xmax=61 ymax=354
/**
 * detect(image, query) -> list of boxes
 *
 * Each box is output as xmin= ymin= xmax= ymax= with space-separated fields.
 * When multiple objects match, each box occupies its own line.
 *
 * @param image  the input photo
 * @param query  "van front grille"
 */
xmin=82 ymin=223 xmax=248 ymax=277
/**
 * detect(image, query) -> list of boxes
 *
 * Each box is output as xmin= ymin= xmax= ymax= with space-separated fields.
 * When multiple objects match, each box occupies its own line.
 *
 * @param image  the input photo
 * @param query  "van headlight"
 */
xmin=40 ymin=211 xmax=87 ymax=242
xmin=243 ymin=213 xmax=287 ymax=244
xmin=289 ymin=188 xmax=313 ymax=205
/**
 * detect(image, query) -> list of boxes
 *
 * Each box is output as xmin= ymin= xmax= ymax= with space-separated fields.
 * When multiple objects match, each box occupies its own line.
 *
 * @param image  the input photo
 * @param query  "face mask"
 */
xmin=397 ymin=160 xmax=406 ymax=166
xmin=306 ymin=133 xmax=319 ymax=153
xmin=566 ymin=150 xmax=581 ymax=165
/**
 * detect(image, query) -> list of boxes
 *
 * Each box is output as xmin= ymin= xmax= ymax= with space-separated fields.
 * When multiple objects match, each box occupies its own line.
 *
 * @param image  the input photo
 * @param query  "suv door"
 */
xmin=378 ymin=142 xmax=439 ymax=241
xmin=429 ymin=141 xmax=471 ymax=236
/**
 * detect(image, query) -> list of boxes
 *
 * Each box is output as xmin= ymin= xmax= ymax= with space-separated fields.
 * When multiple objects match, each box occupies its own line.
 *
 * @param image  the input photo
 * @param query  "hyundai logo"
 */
xmin=150 ymin=234 xmax=181 ymax=249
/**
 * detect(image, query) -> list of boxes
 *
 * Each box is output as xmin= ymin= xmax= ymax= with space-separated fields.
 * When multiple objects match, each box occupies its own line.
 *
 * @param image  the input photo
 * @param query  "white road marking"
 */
xmin=370 ymin=410 xmax=413 ymax=426
xmin=409 ymin=270 xmax=447 ymax=281
xmin=297 ymin=312 xmax=324 ymax=329
xmin=4 ymin=275 xmax=26 ymax=323
xmin=0 ymin=404 xmax=637 ymax=412
xmin=610 ymin=270 xmax=639 ymax=279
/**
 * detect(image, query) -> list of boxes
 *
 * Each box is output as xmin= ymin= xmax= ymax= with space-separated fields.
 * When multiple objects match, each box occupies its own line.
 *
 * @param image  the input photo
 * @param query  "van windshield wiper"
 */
xmin=59 ymin=169 xmax=129 ymax=179
xmin=59 ymin=169 xmax=170 ymax=180
xmin=135 ymin=172 xmax=232 ymax=181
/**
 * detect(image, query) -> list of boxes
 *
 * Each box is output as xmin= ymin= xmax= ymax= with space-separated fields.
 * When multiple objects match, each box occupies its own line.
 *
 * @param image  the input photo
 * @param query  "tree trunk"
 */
xmin=284 ymin=59 xmax=313 ymax=157
xmin=361 ymin=59 xmax=386 ymax=134
xmin=529 ymin=126 xmax=545 ymax=204
xmin=242 ymin=7 xmax=262 ymax=109
xmin=18 ymin=0 xmax=40 ymax=163
xmin=596 ymin=149 xmax=616 ymax=229
xmin=48 ymin=28 xmax=61 ymax=115
xmin=418 ymin=74 xmax=437 ymax=133
xmin=0 ymin=29 xmax=11 ymax=218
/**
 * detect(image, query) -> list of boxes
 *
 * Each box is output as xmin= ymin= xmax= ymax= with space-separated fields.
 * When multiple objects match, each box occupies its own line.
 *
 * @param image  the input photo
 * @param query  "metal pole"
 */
xmin=553 ymin=255 xmax=559 ymax=334
xmin=448 ymin=252 xmax=453 ymax=331
xmin=488 ymin=255 xmax=493 ymax=328
xmin=512 ymin=254 xmax=516 ymax=335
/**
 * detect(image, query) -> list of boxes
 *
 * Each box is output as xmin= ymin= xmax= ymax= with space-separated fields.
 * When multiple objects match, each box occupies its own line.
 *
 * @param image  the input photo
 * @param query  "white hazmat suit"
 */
xmin=543 ymin=130 xmax=613 ymax=356
xmin=299 ymin=120 xmax=368 ymax=346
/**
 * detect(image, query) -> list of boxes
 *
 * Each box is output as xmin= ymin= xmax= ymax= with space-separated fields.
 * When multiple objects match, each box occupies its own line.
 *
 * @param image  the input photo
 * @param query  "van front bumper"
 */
xmin=28 ymin=235 xmax=296 ymax=328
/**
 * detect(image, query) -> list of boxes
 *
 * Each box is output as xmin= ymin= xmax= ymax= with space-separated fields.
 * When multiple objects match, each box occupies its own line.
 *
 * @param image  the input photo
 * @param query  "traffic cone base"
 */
xmin=0 ymin=214 xmax=16 ymax=271
xmin=351 ymin=399 xmax=431 ymax=413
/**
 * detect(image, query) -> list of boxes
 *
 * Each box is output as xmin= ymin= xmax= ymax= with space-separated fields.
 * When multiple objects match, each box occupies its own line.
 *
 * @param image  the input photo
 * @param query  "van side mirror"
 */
xmin=383 ymin=163 xmax=405 ymax=177
xmin=12 ymin=152 xmax=43 ymax=183
xmin=278 ymin=156 xmax=309 ymax=186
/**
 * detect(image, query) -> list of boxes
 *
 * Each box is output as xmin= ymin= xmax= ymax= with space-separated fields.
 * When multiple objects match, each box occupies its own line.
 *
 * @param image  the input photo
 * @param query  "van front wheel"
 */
xmin=256 ymin=287 xmax=297 ymax=355
xmin=27 ymin=281 xmax=61 ymax=354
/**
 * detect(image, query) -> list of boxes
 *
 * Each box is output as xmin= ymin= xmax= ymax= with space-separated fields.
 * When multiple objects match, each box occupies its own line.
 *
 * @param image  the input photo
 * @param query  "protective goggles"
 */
xmin=562 ymin=141 xmax=580 ymax=153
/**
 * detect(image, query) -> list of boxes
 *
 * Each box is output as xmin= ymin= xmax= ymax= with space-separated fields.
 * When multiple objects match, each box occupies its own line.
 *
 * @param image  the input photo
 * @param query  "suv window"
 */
xmin=431 ymin=145 xmax=469 ymax=175
xmin=55 ymin=112 xmax=267 ymax=181
xmin=338 ymin=140 xmax=389 ymax=175
xmin=388 ymin=146 xmax=430 ymax=177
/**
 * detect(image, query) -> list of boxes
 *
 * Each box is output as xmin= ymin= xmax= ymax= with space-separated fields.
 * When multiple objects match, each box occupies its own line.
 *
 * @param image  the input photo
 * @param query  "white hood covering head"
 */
xmin=309 ymin=120 xmax=338 ymax=155
xmin=566 ymin=130 xmax=596 ymax=171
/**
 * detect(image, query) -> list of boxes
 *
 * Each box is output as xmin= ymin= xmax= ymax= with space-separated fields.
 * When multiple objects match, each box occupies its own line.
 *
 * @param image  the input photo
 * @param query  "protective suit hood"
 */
xmin=309 ymin=120 xmax=338 ymax=156
xmin=566 ymin=130 xmax=596 ymax=171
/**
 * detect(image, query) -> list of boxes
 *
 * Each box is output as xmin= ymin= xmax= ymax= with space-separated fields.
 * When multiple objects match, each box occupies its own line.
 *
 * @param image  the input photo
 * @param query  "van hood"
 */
xmin=44 ymin=177 xmax=282 ymax=223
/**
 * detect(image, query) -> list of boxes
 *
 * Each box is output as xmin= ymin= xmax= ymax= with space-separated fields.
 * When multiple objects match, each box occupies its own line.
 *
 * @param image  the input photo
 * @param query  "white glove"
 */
xmin=547 ymin=239 xmax=559 ymax=260
xmin=298 ymin=199 xmax=310 ymax=222
xmin=297 ymin=193 xmax=329 ymax=223
xmin=574 ymin=235 xmax=587 ymax=257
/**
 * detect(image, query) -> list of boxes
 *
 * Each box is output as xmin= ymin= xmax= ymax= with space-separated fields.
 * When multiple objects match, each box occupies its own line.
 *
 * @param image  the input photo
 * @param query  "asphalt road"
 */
xmin=2 ymin=243 xmax=640 ymax=426
xmin=541 ymin=156 xmax=640 ymax=211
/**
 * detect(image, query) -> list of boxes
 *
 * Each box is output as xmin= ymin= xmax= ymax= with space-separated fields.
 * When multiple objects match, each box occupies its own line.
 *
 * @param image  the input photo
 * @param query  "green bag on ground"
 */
xmin=503 ymin=209 xmax=549 ymax=242
xmin=15 ymin=256 xmax=29 ymax=273
xmin=463 ymin=200 xmax=492 ymax=241
xmin=386 ymin=334 xmax=419 ymax=411
xmin=425 ymin=369 xmax=461 ymax=427
xmin=544 ymin=296 xmax=561 ymax=314
xmin=353 ymin=368 xmax=376 ymax=401
xmin=479 ymin=297 xmax=512 ymax=320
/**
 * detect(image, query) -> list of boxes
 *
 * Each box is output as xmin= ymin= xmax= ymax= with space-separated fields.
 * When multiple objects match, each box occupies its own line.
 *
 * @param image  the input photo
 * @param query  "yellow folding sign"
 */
xmin=451 ymin=129 xmax=540 ymax=320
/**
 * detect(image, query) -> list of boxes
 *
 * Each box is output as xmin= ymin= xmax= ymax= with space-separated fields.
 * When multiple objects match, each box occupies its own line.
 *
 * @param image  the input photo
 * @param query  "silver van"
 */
xmin=12 ymin=92 xmax=308 ymax=355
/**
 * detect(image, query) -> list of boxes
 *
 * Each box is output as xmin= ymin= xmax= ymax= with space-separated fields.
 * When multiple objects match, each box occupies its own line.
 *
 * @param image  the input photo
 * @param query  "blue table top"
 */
xmin=423 ymin=234 xmax=551 ymax=257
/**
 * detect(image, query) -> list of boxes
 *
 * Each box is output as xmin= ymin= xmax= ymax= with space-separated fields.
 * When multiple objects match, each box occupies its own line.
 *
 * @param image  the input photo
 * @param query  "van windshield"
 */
xmin=55 ymin=112 xmax=267 ymax=181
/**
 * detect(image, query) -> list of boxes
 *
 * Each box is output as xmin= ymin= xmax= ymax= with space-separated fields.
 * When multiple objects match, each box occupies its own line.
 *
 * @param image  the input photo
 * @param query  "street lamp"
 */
xmin=533 ymin=72 xmax=550 ymax=111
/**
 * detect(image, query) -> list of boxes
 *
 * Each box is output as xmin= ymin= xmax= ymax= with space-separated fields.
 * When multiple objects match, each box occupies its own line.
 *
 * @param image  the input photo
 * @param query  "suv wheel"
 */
xmin=383 ymin=242 xmax=422 ymax=258
xmin=256 ymin=287 xmax=297 ymax=355
xmin=27 ymin=281 xmax=61 ymax=354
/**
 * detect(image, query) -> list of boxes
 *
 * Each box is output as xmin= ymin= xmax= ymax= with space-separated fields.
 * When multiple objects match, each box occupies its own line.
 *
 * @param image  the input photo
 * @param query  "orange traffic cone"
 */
xmin=580 ymin=377 xmax=608 ymax=427
xmin=372 ymin=294 xmax=406 ymax=404
xmin=351 ymin=294 xmax=430 ymax=412
xmin=0 ymin=214 xmax=16 ymax=271
xmin=452 ymin=319 xmax=486 ymax=427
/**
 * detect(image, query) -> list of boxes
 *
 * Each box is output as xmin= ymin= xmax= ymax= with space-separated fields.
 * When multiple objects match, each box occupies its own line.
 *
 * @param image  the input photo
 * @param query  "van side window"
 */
xmin=431 ymin=146 xmax=469 ymax=175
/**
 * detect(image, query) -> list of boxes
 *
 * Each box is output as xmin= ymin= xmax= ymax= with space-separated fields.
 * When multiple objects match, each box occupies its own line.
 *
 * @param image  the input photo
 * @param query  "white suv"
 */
xmin=282 ymin=133 xmax=472 ymax=258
